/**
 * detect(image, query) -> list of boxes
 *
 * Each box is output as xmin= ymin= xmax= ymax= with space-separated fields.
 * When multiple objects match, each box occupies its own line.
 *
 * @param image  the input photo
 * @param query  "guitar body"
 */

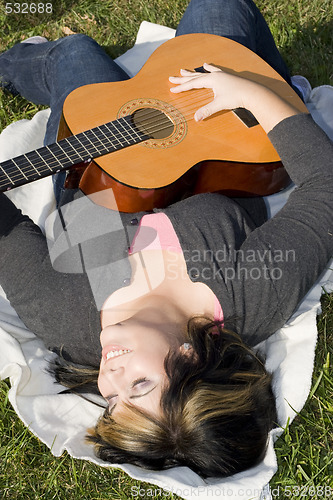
xmin=59 ymin=34 xmax=307 ymax=212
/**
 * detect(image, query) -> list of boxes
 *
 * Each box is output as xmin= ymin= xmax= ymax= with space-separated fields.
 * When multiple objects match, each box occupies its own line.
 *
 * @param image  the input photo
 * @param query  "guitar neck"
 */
xmin=0 ymin=115 xmax=149 ymax=192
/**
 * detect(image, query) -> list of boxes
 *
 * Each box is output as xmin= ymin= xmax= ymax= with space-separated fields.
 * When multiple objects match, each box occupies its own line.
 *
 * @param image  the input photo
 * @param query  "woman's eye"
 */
xmin=105 ymin=379 xmax=154 ymax=413
xmin=106 ymin=395 xmax=118 ymax=410
xmin=131 ymin=377 xmax=152 ymax=393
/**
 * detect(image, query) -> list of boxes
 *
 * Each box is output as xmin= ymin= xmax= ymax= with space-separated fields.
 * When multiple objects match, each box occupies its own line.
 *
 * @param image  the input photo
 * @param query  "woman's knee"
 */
xmin=176 ymin=0 xmax=257 ymax=37
xmin=52 ymin=33 xmax=100 ymax=58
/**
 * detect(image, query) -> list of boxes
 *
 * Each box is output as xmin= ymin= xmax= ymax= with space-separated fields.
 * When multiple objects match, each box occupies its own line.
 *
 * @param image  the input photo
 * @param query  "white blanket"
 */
xmin=1 ymin=23 xmax=332 ymax=500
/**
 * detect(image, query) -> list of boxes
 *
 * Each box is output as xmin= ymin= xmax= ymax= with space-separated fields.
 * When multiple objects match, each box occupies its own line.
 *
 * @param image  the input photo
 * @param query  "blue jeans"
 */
xmin=0 ymin=0 xmax=295 ymax=202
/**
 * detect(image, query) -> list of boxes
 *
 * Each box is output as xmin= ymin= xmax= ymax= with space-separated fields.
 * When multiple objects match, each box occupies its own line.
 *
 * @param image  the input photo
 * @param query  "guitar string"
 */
xmin=0 ymin=118 xmax=147 ymax=184
xmin=0 ymin=90 xmax=231 ymax=186
xmin=0 ymin=119 xmax=157 ymax=183
xmin=122 ymin=89 xmax=213 ymax=135
xmin=114 ymin=89 xmax=232 ymax=139
xmin=92 ymin=89 xmax=216 ymax=144
xmin=1 ymin=89 xmax=213 ymax=182
xmin=106 ymin=89 xmax=226 ymax=143
xmin=0 ymin=108 xmax=216 ymax=186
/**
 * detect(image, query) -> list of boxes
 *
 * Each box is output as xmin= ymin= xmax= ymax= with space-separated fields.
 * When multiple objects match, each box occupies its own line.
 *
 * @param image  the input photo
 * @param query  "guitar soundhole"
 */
xmin=132 ymin=108 xmax=174 ymax=139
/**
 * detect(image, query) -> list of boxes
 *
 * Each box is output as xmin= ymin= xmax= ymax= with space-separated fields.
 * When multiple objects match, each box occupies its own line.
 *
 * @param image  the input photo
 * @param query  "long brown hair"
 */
xmin=86 ymin=318 xmax=277 ymax=477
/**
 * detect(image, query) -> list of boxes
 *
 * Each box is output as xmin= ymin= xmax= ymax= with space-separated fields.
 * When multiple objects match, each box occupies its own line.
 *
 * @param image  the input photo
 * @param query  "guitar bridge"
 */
xmin=232 ymin=108 xmax=258 ymax=128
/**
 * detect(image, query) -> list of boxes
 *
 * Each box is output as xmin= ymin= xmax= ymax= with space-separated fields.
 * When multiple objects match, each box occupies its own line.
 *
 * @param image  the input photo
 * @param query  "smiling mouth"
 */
xmin=106 ymin=349 xmax=131 ymax=360
xmin=102 ymin=345 xmax=132 ymax=361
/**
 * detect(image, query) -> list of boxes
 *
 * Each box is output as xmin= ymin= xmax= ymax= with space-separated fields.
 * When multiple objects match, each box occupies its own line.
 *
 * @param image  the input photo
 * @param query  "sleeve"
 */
xmin=232 ymin=113 xmax=333 ymax=345
xmin=0 ymin=193 xmax=102 ymax=367
xmin=0 ymin=191 xmax=30 ymax=235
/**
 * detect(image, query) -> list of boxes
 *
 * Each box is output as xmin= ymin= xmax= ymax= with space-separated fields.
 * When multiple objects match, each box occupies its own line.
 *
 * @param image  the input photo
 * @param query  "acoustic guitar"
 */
xmin=0 ymin=34 xmax=307 ymax=212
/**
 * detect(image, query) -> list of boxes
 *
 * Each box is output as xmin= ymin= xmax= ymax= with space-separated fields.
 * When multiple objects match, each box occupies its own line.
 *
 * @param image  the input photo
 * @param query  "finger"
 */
xmin=169 ymin=75 xmax=201 ymax=84
xmin=180 ymin=69 xmax=198 ymax=76
xmin=169 ymin=77 xmax=198 ymax=92
xmin=194 ymin=100 xmax=224 ymax=121
xmin=169 ymin=72 xmax=203 ymax=87
xmin=169 ymin=69 xmax=202 ymax=80
xmin=169 ymin=75 xmax=212 ymax=93
xmin=194 ymin=105 xmax=214 ymax=121
xmin=203 ymin=62 xmax=222 ymax=73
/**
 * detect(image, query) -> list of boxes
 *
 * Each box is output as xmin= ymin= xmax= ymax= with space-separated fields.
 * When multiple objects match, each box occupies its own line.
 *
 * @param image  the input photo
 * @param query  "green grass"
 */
xmin=0 ymin=0 xmax=333 ymax=498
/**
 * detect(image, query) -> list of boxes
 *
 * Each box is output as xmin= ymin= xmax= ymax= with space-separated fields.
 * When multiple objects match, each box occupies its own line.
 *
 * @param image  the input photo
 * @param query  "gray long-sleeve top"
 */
xmin=0 ymin=113 xmax=332 ymax=367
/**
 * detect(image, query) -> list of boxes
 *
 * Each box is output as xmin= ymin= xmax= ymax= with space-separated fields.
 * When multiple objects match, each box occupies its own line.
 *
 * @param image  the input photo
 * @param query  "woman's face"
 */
xmin=98 ymin=316 xmax=181 ymax=417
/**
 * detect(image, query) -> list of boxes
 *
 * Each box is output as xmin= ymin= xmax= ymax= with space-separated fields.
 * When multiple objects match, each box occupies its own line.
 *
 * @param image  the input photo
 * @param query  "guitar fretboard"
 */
xmin=0 ymin=115 xmax=149 ymax=192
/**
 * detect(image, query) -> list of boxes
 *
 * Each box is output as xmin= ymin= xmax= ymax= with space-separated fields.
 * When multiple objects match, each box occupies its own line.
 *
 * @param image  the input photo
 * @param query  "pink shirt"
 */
xmin=130 ymin=213 xmax=224 ymax=322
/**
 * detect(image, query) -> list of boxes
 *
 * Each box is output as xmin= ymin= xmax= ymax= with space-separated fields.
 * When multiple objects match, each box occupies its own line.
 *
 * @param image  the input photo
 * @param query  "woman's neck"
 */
xmin=101 ymin=248 xmax=215 ymax=328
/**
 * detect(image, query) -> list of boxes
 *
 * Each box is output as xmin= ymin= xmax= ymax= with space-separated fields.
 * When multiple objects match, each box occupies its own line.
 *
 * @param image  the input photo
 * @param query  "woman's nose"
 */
xmin=107 ymin=364 xmax=125 ymax=374
xmin=109 ymin=365 xmax=124 ymax=374
xmin=104 ymin=366 xmax=126 ymax=392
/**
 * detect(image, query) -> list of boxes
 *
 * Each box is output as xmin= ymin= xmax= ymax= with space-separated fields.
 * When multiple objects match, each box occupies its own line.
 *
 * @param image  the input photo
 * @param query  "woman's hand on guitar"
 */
xmin=169 ymin=63 xmax=302 ymax=133
xmin=169 ymin=63 xmax=253 ymax=121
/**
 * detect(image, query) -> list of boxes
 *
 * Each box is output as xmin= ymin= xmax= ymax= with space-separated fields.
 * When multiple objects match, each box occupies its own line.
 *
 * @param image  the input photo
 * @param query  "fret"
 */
xmin=96 ymin=123 xmax=120 ymax=150
xmin=101 ymin=117 xmax=149 ymax=149
xmin=0 ymin=163 xmax=15 ymax=188
xmin=18 ymin=152 xmax=42 ymax=176
xmin=118 ymin=116 xmax=147 ymax=144
xmin=61 ymin=137 xmax=86 ymax=162
xmin=0 ymin=153 xmax=50 ymax=189
xmin=102 ymin=122 xmax=125 ymax=149
xmin=88 ymin=128 xmax=114 ymax=155
xmin=115 ymin=120 xmax=134 ymax=145
xmin=124 ymin=118 xmax=147 ymax=142
xmin=79 ymin=130 xmax=103 ymax=156
xmin=93 ymin=124 xmax=115 ymax=149
xmin=44 ymin=144 xmax=65 ymax=169
xmin=58 ymin=139 xmax=79 ymax=163
xmin=10 ymin=153 xmax=45 ymax=181
xmin=24 ymin=149 xmax=55 ymax=175
xmin=0 ymin=114 xmax=149 ymax=192
xmin=47 ymin=141 xmax=84 ymax=170
xmin=34 ymin=149 xmax=53 ymax=172
xmin=11 ymin=158 xmax=29 ymax=180
xmin=29 ymin=149 xmax=62 ymax=171
xmin=126 ymin=114 xmax=151 ymax=141
xmin=66 ymin=134 xmax=93 ymax=159
xmin=29 ymin=142 xmax=82 ymax=173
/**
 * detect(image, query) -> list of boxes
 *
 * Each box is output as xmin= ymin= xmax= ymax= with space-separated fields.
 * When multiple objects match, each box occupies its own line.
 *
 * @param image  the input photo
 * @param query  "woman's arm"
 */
xmin=169 ymin=63 xmax=302 ymax=133
xmin=0 ymin=193 xmax=101 ymax=366
xmin=169 ymin=68 xmax=333 ymax=343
